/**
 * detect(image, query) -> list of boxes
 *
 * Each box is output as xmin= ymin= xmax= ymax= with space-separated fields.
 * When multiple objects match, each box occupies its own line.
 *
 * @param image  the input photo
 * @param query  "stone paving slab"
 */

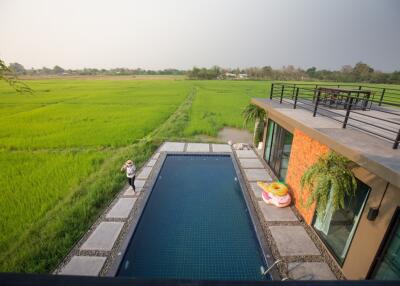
xmin=59 ymin=256 xmax=106 ymax=276
xmin=235 ymin=149 xmax=257 ymax=158
xmin=269 ymin=226 xmax=320 ymax=256
xmin=250 ymin=182 xmax=263 ymax=199
xmin=147 ymin=159 xmax=157 ymax=167
xmin=135 ymin=180 xmax=145 ymax=188
xmin=123 ymin=187 xmax=137 ymax=196
xmin=211 ymin=144 xmax=232 ymax=153
xmin=239 ymin=158 xmax=264 ymax=168
xmin=106 ymin=198 xmax=136 ymax=219
xmin=159 ymin=142 xmax=185 ymax=152
xmin=186 ymin=143 xmax=210 ymax=152
xmin=244 ymin=169 xmax=272 ymax=181
xmin=80 ymin=222 xmax=124 ymax=251
xmin=257 ymin=202 xmax=298 ymax=222
xmin=152 ymin=152 xmax=160 ymax=160
xmin=137 ymin=167 xmax=152 ymax=180
xmin=288 ymin=262 xmax=336 ymax=280
xmin=123 ymin=180 xmax=145 ymax=196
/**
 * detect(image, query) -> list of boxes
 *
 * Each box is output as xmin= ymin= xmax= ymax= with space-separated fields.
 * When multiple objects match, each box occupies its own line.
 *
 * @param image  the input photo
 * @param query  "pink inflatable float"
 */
xmin=258 ymin=182 xmax=291 ymax=208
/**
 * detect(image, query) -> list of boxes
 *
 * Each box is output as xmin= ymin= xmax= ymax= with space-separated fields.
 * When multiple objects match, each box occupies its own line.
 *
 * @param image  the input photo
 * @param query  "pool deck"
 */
xmin=56 ymin=142 xmax=339 ymax=280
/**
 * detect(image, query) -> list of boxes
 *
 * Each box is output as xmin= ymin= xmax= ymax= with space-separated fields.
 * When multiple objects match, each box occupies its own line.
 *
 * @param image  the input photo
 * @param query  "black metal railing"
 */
xmin=269 ymin=83 xmax=400 ymax=149
xmin=270 ymin=82 xmax=400 ymax=106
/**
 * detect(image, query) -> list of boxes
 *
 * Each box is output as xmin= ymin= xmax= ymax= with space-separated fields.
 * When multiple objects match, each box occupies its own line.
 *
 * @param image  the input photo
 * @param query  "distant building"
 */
xmin=224 ymin=72 xmax=237 ymax=79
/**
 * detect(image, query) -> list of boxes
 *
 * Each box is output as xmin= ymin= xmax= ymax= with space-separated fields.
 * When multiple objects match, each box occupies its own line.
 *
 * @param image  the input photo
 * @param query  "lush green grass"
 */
xmin=0 ymin=80 xmax=190 ymax=149
xmin=0 ymin=150 xmax=109 ymax=254
xmin=1 ymin=78 xmax=398 ymax=273
xmin=184 ymin=80 xmax=268 ymax=136
xmin=0 ymin=79 xmax=192 ymax=272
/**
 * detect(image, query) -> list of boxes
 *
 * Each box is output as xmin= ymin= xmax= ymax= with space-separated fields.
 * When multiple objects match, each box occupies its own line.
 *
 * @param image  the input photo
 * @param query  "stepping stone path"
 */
xmin=211 ymin=144 xmax=232 ymax=152
xmin=186 ymin=143 xmax=210 ymax=152
xmin=59 ymin=256 xmax=106 ymax=276
xmin=159 ymin=142 xmax=185 ymax=152
xmin=147 ymin=159 xmax=157 ymax=167
xmin=80 ymin=222 xmax=124 ymax=251
xmin=288 ymin=262 xmax=337 ymax=280
xmin=257 ymin=202 xmax=298 ymax=222
xmin=59 ymin=142 xmax=336 ymax=279
xmin=106 ymin=198 xmax=136 ymax=219
xmin=137 ymin=167 xmax=152 ymax=180
xmin=249 ymin=182 xmax=263 ymax=199
xmin=235 ymin=149 xmax=258 ymax=158
xmin=123 ymin=180 xmax=145 ymax=196
xmin=269 ymin=226 xmax=320 ymax=256
xmin=239 ymin=158 xmax=264 ymax=168
xmin=235 ymin=147 xmax=337 ymax=280
xmin=244 ymin=168 xmax=271 ymax=181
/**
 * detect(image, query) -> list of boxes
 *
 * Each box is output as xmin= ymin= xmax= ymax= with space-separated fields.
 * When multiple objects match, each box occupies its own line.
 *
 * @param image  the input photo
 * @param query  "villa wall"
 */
xmin=285 ymin=129 xmax=330 ymax=224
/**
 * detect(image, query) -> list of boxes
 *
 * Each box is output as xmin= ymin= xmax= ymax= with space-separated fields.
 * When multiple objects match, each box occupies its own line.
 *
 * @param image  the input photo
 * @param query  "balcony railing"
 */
xmin=269 ymin=83 xmax=400 ymax=149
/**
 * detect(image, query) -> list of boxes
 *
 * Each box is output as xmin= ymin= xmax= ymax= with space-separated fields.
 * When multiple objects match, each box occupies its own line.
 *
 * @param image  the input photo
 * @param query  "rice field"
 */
xmin=184 ymin=80 xmax=269 ymax=136
xmin=0 ymin=79 xmax=192 ymax=272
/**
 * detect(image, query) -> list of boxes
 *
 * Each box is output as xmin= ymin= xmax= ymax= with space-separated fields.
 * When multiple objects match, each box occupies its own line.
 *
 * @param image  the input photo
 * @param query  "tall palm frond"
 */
xmin=242 ymin=104 xmax=266 ymax=127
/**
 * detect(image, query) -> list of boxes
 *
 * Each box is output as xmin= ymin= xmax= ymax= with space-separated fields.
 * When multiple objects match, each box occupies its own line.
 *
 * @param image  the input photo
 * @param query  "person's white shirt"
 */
xmin=126 ymin=165 xmax=136 ymax=178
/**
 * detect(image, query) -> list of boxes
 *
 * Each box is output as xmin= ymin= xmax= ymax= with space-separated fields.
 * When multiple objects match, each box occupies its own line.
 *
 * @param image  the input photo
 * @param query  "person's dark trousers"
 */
xmin=128 ymin=176 xmax=136 ymax=191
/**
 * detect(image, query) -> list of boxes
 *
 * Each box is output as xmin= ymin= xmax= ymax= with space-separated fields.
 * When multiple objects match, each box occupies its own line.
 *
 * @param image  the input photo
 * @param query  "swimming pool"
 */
xmin=115 ymin=154 xmax=269 ymax=280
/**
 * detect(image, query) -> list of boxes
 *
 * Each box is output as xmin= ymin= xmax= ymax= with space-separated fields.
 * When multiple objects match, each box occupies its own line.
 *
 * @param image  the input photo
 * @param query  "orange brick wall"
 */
xmin=285 ymin=129 xmax=330 ymax=224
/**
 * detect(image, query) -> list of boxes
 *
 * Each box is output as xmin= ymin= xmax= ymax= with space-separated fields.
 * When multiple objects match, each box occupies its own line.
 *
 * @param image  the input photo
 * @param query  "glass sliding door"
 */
xmin=312 ymin=180 xmax=370 ymax=264
xmin=264 ymin=120 xmax=275 ymax=163
xmin=371 ymin=208 xmax=400 ymax=280
xmin=279 ymin=131 xmax=293 ymax=180
xmin=263 ymin=119 xmax=293 ymax=181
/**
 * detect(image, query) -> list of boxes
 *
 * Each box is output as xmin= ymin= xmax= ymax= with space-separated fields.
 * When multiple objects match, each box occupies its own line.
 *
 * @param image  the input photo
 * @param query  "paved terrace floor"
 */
xmin=57 ymin=142 xmax=337 ymax=280
xmin=252 ymin=98 xmax=400 ymax=189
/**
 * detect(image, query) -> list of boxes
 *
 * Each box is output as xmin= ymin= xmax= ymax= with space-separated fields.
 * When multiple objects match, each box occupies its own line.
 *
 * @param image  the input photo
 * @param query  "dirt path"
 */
xmin=217 ymin=127 xmax=252 ymax=144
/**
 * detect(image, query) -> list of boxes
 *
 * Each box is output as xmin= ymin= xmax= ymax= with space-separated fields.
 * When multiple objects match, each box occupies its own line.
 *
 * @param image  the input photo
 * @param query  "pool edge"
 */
xmin=106 ymin=152 xmax=279 ymax=280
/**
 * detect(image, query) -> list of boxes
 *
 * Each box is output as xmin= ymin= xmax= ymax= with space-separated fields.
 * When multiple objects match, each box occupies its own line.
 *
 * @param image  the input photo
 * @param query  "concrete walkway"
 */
xmin=58 ymin=142 xmax=337 ymax=280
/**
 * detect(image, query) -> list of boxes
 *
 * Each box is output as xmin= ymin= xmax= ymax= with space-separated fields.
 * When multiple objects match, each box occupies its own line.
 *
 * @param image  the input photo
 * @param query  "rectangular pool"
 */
xmin=116 ymin=154 xmax=268 ymax=280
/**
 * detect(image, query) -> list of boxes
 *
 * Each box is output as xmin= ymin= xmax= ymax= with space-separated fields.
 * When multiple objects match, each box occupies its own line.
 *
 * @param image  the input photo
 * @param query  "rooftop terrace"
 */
xmin=252 ymin=83 xmax=400 ymax=188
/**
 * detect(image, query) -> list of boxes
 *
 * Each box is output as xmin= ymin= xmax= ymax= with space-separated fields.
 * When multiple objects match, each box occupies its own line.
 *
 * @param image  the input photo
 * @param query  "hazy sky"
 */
xmin=0 ymin=0 xmax=399 ymax=71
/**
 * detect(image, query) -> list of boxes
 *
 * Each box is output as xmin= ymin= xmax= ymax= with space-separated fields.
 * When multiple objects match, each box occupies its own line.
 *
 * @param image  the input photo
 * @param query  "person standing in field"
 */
xmin=121 ymin=160 xmax=136 ymax=192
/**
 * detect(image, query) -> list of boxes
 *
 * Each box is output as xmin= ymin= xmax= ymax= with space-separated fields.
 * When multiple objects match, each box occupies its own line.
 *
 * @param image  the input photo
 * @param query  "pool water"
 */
xmin=117 ymin=154 xmax=267 ymax=280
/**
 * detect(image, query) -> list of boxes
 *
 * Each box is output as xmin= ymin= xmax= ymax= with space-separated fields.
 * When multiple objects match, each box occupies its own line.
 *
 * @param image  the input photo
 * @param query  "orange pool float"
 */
xmin=257 ymin=181 xmax=288 ymax=196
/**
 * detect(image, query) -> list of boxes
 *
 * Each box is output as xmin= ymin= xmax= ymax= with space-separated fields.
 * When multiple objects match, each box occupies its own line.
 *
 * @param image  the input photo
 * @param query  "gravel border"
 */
xmin=238 ymin=147 xmax=345 ymax=280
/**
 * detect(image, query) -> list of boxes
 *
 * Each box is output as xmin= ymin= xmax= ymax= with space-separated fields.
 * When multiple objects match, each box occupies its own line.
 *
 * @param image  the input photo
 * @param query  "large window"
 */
xmin=312 ymin=180 xmax=370 ymax=264
xmin=263 ymin=119 xmax=293 ymax=181
xmin=371 ymin=208 xmax=400 ymax=280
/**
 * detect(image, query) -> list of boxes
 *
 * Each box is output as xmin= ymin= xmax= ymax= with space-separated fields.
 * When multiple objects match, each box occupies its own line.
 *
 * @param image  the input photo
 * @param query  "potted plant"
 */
xmin=300 ymin=151 xmax=358 ymax=217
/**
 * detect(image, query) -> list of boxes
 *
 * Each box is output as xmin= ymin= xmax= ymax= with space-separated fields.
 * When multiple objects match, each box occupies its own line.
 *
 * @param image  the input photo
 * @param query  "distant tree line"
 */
xmin=7 ymin=63 xmax=186 ymax=77
xmin=5 ymin=61 xmax=400 ymax=84
xmin=187 ymin=62 xmax=400 ymax=84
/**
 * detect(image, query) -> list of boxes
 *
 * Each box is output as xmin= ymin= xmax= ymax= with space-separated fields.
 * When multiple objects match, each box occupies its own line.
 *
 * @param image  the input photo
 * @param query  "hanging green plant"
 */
xmin=300 ymin=151 xmax=357 ymax=216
